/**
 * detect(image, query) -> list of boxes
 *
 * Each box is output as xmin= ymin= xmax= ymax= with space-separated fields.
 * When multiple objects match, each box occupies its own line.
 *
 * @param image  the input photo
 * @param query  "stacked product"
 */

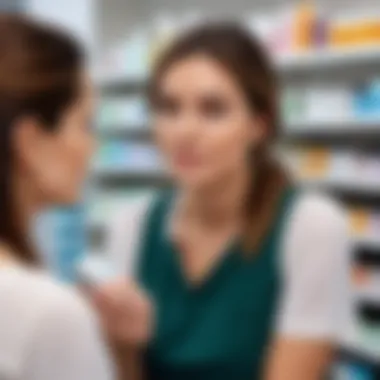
xmin=349 ymin=207 xmax=380 ymax=242
xmin=283 ymin=78 xmax=380 ymax=129
xmin=287 ymin=146 xmax=380 ymax=187
xmin=94 ymin=142 xmax=163 ymax=174
xmin=98 ymin=96 xmax=149 ymax=129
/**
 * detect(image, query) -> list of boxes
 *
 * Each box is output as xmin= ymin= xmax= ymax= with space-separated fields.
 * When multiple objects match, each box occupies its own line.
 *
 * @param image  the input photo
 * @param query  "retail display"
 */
xmin=94 ymin=142 xmax=163 ymax=173
xmin=283 ymin=78 xmax=380 ymax=128
xmin=93 ymin=1 xmax=380 ymax=370
xmin=98 ymin=96 xmax=149 ymax=128
xmin=287 ymin=147 xmax=380 ymax=186
xmin=95 ymin=3 xmax=380 ymax=82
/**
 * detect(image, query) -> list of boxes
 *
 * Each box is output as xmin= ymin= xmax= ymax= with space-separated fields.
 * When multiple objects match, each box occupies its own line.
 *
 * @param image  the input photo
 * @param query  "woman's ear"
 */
xmin=13 ymin=116 xmax=44 ymax=172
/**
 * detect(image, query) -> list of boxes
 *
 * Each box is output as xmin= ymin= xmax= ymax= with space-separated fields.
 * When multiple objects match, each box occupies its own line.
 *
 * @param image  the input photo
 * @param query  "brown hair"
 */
xmin=0 ymin=15 xmax=84 ymax=263
xmin=149 ymin=22 xmax=289 ymax=252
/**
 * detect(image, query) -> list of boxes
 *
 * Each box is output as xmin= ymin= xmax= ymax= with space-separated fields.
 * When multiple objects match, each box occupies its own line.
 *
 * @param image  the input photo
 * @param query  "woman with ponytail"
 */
xmin=95 ymin=23 xmax=350 ymax=380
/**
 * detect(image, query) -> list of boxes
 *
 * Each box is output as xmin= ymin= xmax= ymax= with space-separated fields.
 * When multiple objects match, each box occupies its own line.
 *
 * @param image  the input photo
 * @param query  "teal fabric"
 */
xmin=137 ymin=189 xmax=295 ymax=380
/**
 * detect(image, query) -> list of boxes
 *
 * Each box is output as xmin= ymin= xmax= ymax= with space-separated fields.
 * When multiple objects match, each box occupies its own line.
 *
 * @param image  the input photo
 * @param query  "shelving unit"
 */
xmin=96 ymin=124 xmax=151 ymax=139
xmin=95 ymin=45 xmax=380 ymax=87
xmin=93 ymin=1 xmax=380 ymax=374
xmin=277 ymin=45 xmax=380 ymax=72
xmin=300 ymin=178 xmax=380 ymax=195
xmin=353 ymin=236 xmax=380 ymax=248
xmin=285 ymin=119 xmax=380 ymax=136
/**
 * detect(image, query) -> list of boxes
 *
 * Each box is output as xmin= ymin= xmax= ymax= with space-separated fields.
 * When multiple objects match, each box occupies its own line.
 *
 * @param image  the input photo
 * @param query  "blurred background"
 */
xmin=3 ymin=0 xmax=380 ymax=377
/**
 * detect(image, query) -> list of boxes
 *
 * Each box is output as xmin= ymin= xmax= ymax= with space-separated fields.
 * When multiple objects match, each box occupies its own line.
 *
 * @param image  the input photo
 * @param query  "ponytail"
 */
xmin=243 ymin=147 xmax=289 ymax=253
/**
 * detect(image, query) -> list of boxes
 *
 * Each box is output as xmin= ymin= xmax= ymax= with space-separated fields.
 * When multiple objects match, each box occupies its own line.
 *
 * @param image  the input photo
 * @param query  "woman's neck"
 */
xmin=0 ymin=243 xmax=18 ymax=266
xmin=13 ymin=173 xmax=42 ymax=240
xmin=182 ymin=168 xmax=250 ymax=228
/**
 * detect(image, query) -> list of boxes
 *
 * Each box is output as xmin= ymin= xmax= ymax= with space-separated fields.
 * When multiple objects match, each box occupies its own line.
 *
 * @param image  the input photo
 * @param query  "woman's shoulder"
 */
xmin=0 ymin=266 xmax=97 ymax=370
xmin=281 ymin=190 xmax=349 ymax=262
xmin=0 ymin=266 xmax=94 ymax=330
xmin=277 ymin=191 xmax=352 ymax=341
xmin=289 ymin=190 xmax=348 ymax=235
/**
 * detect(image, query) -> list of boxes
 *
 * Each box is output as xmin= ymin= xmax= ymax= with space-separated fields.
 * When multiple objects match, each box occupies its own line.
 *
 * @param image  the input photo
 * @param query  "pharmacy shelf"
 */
xmin=353 ymin=236 xmax=380 ymax=248
xmin=277 ymin=45 xmax=380 ymax=73
xmin=285 ymin=119 xmax=380 ymax=137
xmin=97 ymin=125 xmax=151 ymax=139
xmin=96 ymin=73 xmax=147 ymax=93
xmin=98 ymin=119 xmax=380 ymax=138
xmin=96 ymin=46 xmax=380 ymax=89
xmin=301 ymin=178 xmax=380 ymax=198
xmin=94 ymin=166 xmax=166 ymax=177
xmin=93 ymin=168 xmax=380 ymax=195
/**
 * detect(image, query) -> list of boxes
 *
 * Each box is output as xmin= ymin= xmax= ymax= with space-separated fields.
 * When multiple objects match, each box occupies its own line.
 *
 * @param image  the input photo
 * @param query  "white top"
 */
xmin=106 ymin=191 xmax=354 ymax=344
xmin=0 ymin=265 xmax=114 ymax=380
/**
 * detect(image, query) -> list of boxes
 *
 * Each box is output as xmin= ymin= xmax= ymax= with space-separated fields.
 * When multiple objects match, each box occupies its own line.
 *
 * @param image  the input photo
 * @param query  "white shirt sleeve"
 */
xmin=21 ymin=286 xmax=115 ymax=380
xmin=276 ymin=192 xmax=352 ymax=342
xmin=106 ymin=198 xmax=152 ymax=277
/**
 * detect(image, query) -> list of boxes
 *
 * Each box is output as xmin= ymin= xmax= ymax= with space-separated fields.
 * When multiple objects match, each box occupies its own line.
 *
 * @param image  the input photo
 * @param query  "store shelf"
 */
xmin=285 ymin=119 xmax=380 ymax=136
xmin=353 ymin=236 xmax=380 ymax=248
xmin=301 ymin=178 xmax=380 ymax=197
xmin=277 ymin=45 xmax=380 ymax=73
xmin=96 ymin=72 xmax=147 ymax=93
xmin=97 ymin=125 xmax=151 ymax=139
xmin=95 ymin=46 xmax=380 ymax=89
xmin=94 ymin=166 xmax=166 ymax=177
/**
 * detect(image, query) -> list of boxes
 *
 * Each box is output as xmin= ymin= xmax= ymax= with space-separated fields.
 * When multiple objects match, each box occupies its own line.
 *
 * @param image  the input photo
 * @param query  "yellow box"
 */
xmin=293 ymin=2 xmax=316 ymax=51
xmin=329 ymin=19 xmax=380 ymax=47
xmin=348 ymin=208 xmax=370 ymax=236
xmin=298 ymin=148 xmax=331 ymax=179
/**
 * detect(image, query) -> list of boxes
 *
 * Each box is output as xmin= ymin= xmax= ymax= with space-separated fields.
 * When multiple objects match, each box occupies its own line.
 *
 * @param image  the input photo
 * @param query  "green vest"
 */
xmin=137 ymin=189 xmax=294 ymax=380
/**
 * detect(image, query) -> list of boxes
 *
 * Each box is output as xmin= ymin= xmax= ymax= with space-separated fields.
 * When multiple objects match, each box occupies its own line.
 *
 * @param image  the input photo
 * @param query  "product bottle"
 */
xmin=293 ymin=0 xmax=316 ymax=51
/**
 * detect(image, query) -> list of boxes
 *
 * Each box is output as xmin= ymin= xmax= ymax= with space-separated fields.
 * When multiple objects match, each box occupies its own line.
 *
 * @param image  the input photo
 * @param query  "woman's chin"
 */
xmin=175 ymin=172 xmax=216 ymax=191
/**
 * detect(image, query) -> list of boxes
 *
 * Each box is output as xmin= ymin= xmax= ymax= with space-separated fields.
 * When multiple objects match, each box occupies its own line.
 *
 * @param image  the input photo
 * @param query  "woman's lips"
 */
xmin=174 ymin=152 xmax=203 ymax=168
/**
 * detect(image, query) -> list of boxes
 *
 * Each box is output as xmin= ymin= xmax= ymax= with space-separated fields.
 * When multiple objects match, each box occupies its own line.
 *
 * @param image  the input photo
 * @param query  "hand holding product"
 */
xmin=78 ymin=256 xmax=154 ymax=348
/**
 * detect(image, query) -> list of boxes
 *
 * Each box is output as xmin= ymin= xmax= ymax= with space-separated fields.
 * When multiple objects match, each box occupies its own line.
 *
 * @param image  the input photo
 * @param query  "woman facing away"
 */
xmin=93 ymin=23 xmax=352 ymax=380
xmin=0 ymin=15 xmax=117 ymax=380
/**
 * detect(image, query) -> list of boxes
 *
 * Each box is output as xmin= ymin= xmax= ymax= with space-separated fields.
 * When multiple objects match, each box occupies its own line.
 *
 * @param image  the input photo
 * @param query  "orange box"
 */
xmin=293 ymin=2 xmax=316 ymax=51
xmin=299 ymin=148 xmax=330 ymax=179
xmin=348 ymin=208 xmax=370 ymax=236
xmin=329 ymin=19 xmax=380 ymax=48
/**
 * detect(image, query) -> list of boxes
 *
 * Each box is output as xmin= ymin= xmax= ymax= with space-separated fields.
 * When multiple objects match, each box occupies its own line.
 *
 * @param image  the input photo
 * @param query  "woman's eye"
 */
xmin=200 ymin=98 xmax=229 ymax=118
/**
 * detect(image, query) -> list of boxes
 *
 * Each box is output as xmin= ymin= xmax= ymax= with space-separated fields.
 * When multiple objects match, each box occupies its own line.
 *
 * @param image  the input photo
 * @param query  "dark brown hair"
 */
xmin=149 ymin=22 xmax=289 ymax=252
xmin=0 ymin=15 xmax=84 ymax=263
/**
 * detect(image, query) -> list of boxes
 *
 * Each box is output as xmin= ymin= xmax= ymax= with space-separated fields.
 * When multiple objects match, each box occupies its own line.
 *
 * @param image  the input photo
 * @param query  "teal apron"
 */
xmin=137 ymin=189 xmax=295 ymax=380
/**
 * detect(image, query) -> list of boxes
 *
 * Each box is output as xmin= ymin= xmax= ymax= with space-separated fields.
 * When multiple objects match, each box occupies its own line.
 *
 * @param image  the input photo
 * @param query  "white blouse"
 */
xmin=0 ymin=265 xmax=114 ymax=380
xmin=106 ymin=191 xmax=353 ymax=344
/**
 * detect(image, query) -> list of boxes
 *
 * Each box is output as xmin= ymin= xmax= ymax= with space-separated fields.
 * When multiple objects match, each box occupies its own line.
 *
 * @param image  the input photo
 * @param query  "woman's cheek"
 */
xmin=53 ymin=145 xmax=87 ymax=203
